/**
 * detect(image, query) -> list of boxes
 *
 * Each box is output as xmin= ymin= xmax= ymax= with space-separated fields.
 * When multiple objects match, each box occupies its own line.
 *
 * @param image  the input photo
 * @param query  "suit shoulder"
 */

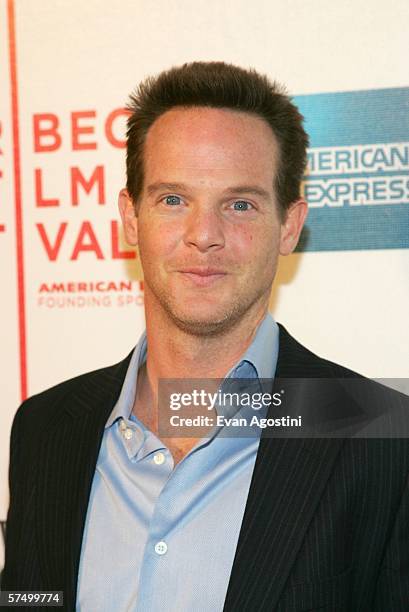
xmin=13 ymin=352 xmax=133 ymax=427
xmin=278 ymin=326 xmax=409 ymax=466
xmin=277 ymin=323 xmax=364 ymax=379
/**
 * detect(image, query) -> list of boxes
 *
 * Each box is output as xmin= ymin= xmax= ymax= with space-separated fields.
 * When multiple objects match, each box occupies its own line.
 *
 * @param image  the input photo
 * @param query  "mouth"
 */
xmin=177 ymin=268 xmax=228 ymax=287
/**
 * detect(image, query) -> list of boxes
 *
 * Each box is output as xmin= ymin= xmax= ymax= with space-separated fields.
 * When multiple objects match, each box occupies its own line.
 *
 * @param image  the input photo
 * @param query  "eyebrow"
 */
xmin=223 ymin=185 xmax=271 ymax=201
xmin=146 ymin=181 xmax=271 ymax=201
xmin=146 ymin=182 xmax=188 ymax=196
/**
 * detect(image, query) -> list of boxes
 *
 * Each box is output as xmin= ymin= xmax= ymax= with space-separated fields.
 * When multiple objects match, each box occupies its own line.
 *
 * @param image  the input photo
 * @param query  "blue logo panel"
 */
xmin=294 ymin=87 xmax=409 ymax=251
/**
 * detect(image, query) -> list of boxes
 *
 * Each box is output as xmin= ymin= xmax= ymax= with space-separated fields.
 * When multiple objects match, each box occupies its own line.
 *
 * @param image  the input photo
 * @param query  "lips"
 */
xmin=178 ymin=268 xmax=227 ymax=286
xmin=179 ymin=268 xmax=226 ymax=276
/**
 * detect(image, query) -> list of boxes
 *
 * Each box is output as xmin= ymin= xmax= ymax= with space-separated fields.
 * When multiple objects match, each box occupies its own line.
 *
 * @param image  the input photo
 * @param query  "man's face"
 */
xmin=121 ymin=107 xmax=306 ymax=335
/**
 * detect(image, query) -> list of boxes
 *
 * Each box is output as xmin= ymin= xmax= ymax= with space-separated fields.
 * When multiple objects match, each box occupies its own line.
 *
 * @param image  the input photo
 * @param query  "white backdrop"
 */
xmin=1 ymin=0 xmax=408 ymax=569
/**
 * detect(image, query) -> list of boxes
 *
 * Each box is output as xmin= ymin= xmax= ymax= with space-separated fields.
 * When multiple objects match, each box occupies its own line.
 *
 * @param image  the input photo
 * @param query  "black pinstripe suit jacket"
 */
xmin=2 ymin=324 xmax=409 ymax=611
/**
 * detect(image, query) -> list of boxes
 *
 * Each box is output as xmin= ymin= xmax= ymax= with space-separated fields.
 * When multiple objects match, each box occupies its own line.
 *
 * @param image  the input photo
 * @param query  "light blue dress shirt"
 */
xmin=76 ymin=313 xmax=279 ymax=611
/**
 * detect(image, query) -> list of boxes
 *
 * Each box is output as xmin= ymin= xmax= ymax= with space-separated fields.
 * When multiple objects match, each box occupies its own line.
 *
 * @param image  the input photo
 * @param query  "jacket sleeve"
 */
xmin=2 ymin=405 xmax=22 ymax=589
xmin=1 ymin=402 xmax=42 ymax=591
xmin=373 ymin=471 xmax=409 ymax=610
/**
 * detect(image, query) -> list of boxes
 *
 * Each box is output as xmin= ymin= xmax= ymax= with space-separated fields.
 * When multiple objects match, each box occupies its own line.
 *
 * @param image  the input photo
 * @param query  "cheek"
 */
xmin=230 ymin=225 xmax=279 ymax=263
xmin=138 ymin=219 xmax=180 ymax=261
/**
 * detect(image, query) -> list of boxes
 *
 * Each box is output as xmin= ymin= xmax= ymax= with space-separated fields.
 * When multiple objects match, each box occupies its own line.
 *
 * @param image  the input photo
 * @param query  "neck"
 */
xmin=151 ymin=308 xmax=266 ymax=378
xmin=137 ymin=292 xmax=269 ymax=405
xmin=132 ymin=294 xmax=269 ymax=457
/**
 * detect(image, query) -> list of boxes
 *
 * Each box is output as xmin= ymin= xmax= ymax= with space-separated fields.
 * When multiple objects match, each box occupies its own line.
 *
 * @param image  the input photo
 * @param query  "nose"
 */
xmin=183 ymin=207 xmax=225 ymax=252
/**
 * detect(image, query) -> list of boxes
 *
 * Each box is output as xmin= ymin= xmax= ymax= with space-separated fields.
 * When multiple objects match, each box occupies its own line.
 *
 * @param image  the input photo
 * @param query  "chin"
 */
xmin=166 ymin=303 xmax=250 ymax=337
xmin=148 ymin=282 xmax=269 ymax=336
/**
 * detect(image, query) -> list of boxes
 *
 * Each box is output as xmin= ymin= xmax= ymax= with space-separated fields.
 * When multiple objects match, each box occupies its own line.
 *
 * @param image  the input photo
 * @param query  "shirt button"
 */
xmin=153 ymin=452 xmax=165 ymax=465
xmin=124 ymin=428 xmax=133 ymax=440
xmin=154 ymin=541 xmax=168 ymax=555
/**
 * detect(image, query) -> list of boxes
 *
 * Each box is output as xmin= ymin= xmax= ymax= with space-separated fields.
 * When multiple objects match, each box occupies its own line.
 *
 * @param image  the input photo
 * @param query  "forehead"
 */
xmin=143 ymin=107 xmax=279 ymax=182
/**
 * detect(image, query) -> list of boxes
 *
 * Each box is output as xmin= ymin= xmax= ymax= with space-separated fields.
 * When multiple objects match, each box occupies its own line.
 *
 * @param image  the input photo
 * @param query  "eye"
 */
xmin=164 ymin=195 xmax=182 ymax=206
xmin=232 ymin=200 xmax=253 ymax=211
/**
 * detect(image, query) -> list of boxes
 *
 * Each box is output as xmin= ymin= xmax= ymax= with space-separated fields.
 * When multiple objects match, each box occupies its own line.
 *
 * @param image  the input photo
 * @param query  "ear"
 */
xmin=118 ymin=188 xmax=138 ymax=246
xmin=279 ymin=199 xmax=308 ymax=256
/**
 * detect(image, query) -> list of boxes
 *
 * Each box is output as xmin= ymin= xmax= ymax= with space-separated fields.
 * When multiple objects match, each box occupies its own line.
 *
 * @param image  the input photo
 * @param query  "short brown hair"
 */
xmin=126 ymin=61 xmax=308 ymax=217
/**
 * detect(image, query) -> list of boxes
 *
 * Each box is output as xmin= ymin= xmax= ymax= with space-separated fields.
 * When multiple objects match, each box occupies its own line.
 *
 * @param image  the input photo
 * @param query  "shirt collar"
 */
xmin=227 ymin=311 xmax=279 ymax=381
xmin=105 ymin=332 xmax=147 ymax=428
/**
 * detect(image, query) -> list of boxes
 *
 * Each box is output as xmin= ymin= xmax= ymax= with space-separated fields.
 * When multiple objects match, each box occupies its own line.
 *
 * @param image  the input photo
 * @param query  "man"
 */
xmin=2 ymin=62 xmax=409 ymax=611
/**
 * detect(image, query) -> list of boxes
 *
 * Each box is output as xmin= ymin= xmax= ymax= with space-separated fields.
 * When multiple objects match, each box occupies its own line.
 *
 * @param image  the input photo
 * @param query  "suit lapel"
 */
xmin=223 ymin=325 xmax=345 ymax=611
xmin=35 ymin=353 xmax=132 ymax=607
